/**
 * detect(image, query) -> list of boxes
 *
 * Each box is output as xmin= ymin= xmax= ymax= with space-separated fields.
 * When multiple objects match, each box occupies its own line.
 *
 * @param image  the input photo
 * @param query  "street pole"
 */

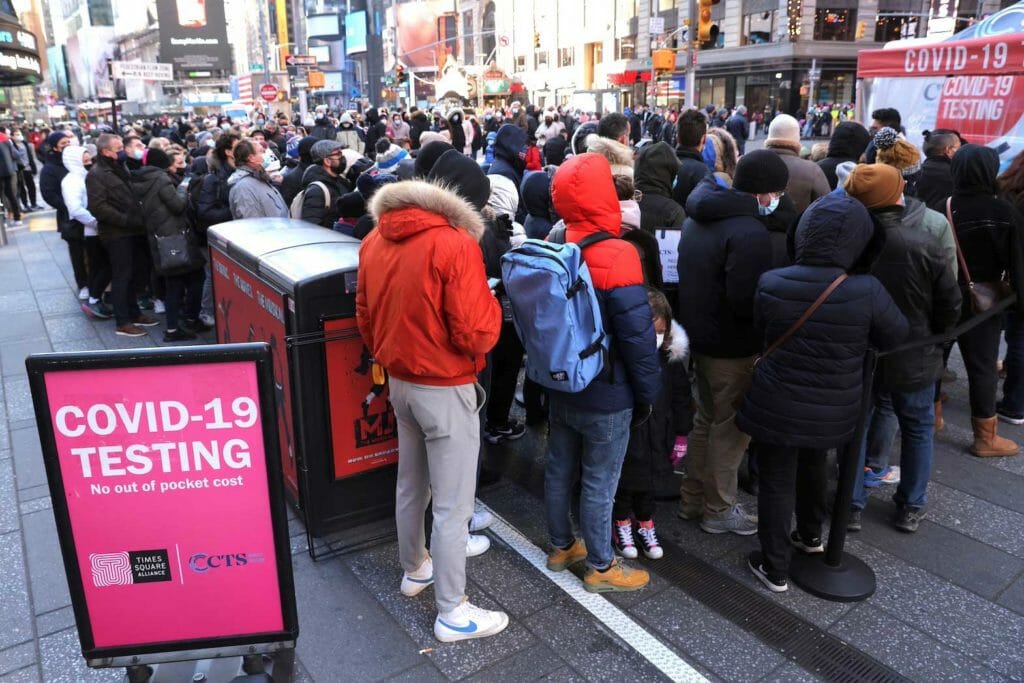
xmin=808 ymin=58 xmax=818 ymax=109
xmin=686 ymin=0 xmax=697 ymax=109
xmin=258 ymin=0 xmax=272 ymax=85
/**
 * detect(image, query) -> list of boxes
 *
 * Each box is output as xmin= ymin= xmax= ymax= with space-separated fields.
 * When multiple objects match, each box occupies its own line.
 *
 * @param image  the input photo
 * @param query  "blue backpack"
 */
xmin=500 ymin=233 xmax=613 ymax=393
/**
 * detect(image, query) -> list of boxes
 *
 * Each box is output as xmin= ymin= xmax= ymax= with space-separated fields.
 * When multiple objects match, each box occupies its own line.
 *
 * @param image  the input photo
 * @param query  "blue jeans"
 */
xmin=544 ymin=399 xmax=632 ymax=571
xmin=863 ymin=391 xmax=897 ymax=471
xmin=999 ymin=313 xmax=1024 ymax=416
xmin=854 ymin=385 xmax=935 ymax=511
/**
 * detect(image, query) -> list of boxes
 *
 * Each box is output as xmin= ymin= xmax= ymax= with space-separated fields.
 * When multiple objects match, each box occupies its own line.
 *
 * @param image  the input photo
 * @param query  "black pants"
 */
xmin=756 ymin=443 xmax=829 ymax=579
xmin=613 ymin=488 xmax=655 ymax=522
xmin=17 ymin=170 xmax=36 ymax=208
xmin=66 ymin=237 xmax=88 ymax=289
xmin=486 ymin=321 xmax=524 ymax=427
xmin=0 ymin=175 xmax=20 ymax=219
xmin=957 ymin=309 xmax=1002 ymax=418
xmin=83 ymin=236 xmax=111 ymax=299
xmin=105 ymin=236 xmax=147 ymax=325
xmin=164 ymin=269 xmax=205 ymax=330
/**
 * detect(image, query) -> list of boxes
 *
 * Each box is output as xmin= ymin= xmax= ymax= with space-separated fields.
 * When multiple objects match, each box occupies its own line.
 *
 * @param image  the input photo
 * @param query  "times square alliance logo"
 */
xmin=90 ymin=549 xmax=172 ymax=587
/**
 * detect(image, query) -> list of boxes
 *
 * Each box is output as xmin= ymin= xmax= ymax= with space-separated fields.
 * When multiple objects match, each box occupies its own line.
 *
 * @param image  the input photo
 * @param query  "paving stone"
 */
xmin=830 ymin=604 xmax=1007 ymax=682
xmin=0 ymin=293 xmax=37 ymax=316
xmin=924 ymin=482 xmax=1024 ymax=559
xmin=463 ymin=642 xmax=565 ymax=682
xmin=0 ymin=532 xmax=33 ymax=650
xmin=23 ymin=270 xmax=67 ymax=293
xmin=0 ymin=642 xmax=35 ymax=677
xmin=996 ymin=573 xmax=1024 ymax=617
xmin=759 ymin=662 xmax=822 ymax=682
xmin=534 ymin=667 xmax=587 ymax=682
xmin=16 ymin=485 xmax=48 ymax=502
xmin=10 ymin=428 xmax=46 ymax=492
xmin=34 ymin=608 xmax=74 ymax=638
xmin=18 ymin=499 xmax=50 ymax=516
xmin=463 ymin=537 xmax=565 ymax=620
xmin=21 ymin=511 xmax=71 ymax=615
xmin=0 ymin=339 xmax=48 ymax=378
xmin=32 ymin=290 xmax=83 ymax=320
xmin=42 ymin=316 xmax=100 ymax=345
xmin=855 ymin=503 xmax=1024 ymax=600
xmin=848 ymin=539 xmax=1024 ymax=678
xmin=524 ymin=598 xmax=671 ymax=681
xmin=37 ymin=628 xmax=121 ymax=683
xmin=384 ymin=662 xmax=447 ymax=682
xmin=0 ymin=459 xmax=17 ymax=534
xmin=0 ymin=269 xmax=30 ymax=292
xmin=0 ymin=665 xmax=40 ymax=683
xmin=345 ymin=542 xmax=539 ymax=681
xmin=630 ymin=587 xmax=784 ymax=682
xmin=93 ymin=324 xmax=157 ymax=350
xmin=290 ymin=552 xmax=424 ymax=683
xmin=2 ymin=379 xmax=35 ymax=423
xmin=931 ymin=446 xmax=1024 ymax=515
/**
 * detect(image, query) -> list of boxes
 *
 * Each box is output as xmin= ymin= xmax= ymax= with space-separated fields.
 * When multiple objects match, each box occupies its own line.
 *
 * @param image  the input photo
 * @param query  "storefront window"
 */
xmin=742 ymin=10 xmax=777 ymax=44
xmin=559 ymin=47 xmax=574 ymax=67
xmin=874 ymin=14 xmax=918 ymax=41
xmin=657 ymin=0 xmax=676 ymax=11
xmin=515 ymin=55 xmax=526 ymax=72
xmin=616 ymin=36 xmax=636 ymax=60
xmin=536 ymin=50 xmax=549 ymax=69
xmin=814 ymin=8 xmax=857 ymax=41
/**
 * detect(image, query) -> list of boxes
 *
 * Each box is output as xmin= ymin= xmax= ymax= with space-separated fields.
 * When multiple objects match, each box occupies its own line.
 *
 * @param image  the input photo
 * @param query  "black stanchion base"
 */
xmin=790 ymin=551 xmax=876 ymax=603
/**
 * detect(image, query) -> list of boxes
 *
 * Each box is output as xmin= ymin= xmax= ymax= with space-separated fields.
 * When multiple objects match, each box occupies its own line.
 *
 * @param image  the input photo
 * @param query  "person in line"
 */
xmin=40 ymin=131 xmax=86 ymax=299
xmin=845 ymin=164 xmax=961 ymax=533
xmin=997 ymin=151 xmax=1024 ymax=425
xmin=725 ymin=105 xmax=749 ymax=156
xmin=763 ymin=114 xmax=830 ymax=215
xmin=737 ymin=194 xmax=909 ymax=592
xmin=675 ymin=151 xmax=783 ymax=534
xmin=85 ymin=133 xmax=158 ymax=337
xmin=544 ymin=153 xmax=661 ymax=593
xmin=634 ymin=141 xmax=685 ymax=233
xmin=671 ymin=109 xmax=713 ymax=210
xmin=279 ymin=136 xmax=318 ymax=206
xmin=816 ymin=121 xmax=871 ymax=190
xmin=356 ymin=149 xmax=507 ymax=643
xmin=227 ymin=139 xmax=289 ymax=219
xmin=916 ymin=130 xmax=961 ymax=213
xmin=300 ymin=140 xmax=349 ymax=229
xmin=11 ymin=128 xmax=40 ymax=212
xmin=61 ymin=146 xmax=111 ymax=320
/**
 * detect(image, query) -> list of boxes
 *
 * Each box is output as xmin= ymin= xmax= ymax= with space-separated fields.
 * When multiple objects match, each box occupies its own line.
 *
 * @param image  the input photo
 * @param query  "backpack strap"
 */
xmin=312 ymin=180 xmax=331 ymax=208
xmin=576 ymin=231 xmax=616 ymax=250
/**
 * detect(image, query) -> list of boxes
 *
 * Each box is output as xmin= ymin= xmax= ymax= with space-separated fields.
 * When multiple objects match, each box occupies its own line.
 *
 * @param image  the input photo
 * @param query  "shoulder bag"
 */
xmin=755 ymin=272 xmax=848 ymax=366
xmin=946 ymin=198 xmax=1012 ymax=313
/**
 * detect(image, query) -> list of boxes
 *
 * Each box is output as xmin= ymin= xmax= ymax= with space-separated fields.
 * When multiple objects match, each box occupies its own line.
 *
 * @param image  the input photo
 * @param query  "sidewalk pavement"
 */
xmin=2 ymin=215 xmax=1024 ymax=682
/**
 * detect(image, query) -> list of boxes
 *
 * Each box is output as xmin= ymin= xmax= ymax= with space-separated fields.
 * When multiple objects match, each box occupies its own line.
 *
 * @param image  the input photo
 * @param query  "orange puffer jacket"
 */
xmin=356 ymin=180 xmax=502 ymax=386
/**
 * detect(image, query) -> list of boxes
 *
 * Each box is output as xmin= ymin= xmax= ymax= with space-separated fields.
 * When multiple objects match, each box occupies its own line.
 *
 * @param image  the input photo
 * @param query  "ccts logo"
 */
xmin=188 ymin=551 xmax=265 ymax=573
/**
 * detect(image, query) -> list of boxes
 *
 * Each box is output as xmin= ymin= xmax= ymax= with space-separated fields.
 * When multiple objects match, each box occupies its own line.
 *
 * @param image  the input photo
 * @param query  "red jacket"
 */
xmin=356 ymin=180 xmax=502 ymax=386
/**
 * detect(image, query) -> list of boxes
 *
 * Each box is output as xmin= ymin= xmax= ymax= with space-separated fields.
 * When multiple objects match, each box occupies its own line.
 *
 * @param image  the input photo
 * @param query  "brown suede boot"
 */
xmin=970 ymin=416 xmax=1020 ymax=457
xmin=934 ymin=401 xmax=944 ymax=433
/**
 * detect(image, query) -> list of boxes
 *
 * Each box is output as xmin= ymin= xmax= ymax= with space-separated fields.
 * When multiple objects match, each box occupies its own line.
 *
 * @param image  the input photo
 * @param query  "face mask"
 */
xmin=116 ymin=150 xmax=127 ymax=163
xmin=206 ymin=139 xmax=215 ymax=148
xmin=656 ymin=333 xmax=665 ymax=348
xmin=759 ymin=196 xmax=780 ymax=216
xmin=130 ymin=148 xmax=145 ymax=161
xmin=221 ymin=123 xmax=231 ymax=131
xmin=256 ymin=119 xmax=265 ymax=126
xmin=13 ymin=135 xmax=22 ymax=141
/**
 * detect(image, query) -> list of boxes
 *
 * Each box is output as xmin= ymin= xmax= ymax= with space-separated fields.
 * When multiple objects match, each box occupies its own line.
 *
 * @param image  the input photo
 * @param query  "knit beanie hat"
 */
xmin=733 ymin=150 xmax=790 ymax=194
xmin=414 ymin=140 xmax=454 ymax=177
xmin=374 ymin=143 xmax=408 ymax=173
xmin=145 ymin=147 xmax=171 ymax=170
xmin=766 ymin=114 xmax=802 ymax=152
xmin=875 ymin=133 xmax=922 ymax=177
xmin=311 ymin=139 xmax=344 ymax=163
xmin=428 ymin=149 xmax=490 ymax=211
xmin=355 ymin=171 xmax=398 ymax=199
xmin=835 ymin=161 xmax=857 ymax=189
xmin=338 ymin=191 xmax=366 ymax=219
xmin=297 ymin=136 xmax=319 ymax=162
xmin=844 ymin=163 xmax=906 ymax=209
xmin=46 ymin=131 xmax=68 ymax=149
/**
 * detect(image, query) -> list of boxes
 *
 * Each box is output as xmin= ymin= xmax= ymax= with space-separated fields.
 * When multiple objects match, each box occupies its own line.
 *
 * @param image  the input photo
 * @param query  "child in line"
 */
xmin=613 ymin=289 xmax=693 ymax=560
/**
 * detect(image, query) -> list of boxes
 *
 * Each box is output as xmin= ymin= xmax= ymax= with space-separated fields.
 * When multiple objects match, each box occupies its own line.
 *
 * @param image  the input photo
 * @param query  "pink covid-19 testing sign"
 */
xmin=40 ymin=358 xmax=287 ymax=650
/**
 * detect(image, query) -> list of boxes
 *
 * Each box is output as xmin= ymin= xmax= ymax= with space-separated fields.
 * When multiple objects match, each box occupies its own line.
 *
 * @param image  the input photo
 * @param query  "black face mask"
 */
xmin=82 ymin=163 xmax=92 ymax=170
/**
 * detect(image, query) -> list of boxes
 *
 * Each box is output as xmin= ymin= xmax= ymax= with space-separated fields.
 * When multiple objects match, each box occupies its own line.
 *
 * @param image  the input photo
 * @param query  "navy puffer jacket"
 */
xmin=737 ymin=194 xmax=909 ymax=448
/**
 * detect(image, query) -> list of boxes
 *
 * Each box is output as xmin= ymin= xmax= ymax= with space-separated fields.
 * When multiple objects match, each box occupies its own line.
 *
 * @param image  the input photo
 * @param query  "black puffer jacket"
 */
xmin=917 ymin=155 xmax=955 ymax=213
xmin=196 ymin=159 xmax=233 ymax=231
xmin=671 ymin=147 xmax=712 ymax=208
xmin=299 ymin=164 xmax=350 ymax=228
xmin=736 ymin=194 xmax=909 ymax=448
xmin=409 ymin=111 xmax=430 ymax=150
xmin=676 ymin=179 xmax=773 ymax=358
xmin=85 ymin=155 xmax=145 ymax=241
xmin=817 ymin=121 xmax=871 ymax=190
xmin=521 ymin=171 xmax=557 ymax=239
xmin=949 ymin=144 xmax=1024 ymax=311
xmin=869 ymin=207 xmax=961 ymax=392
xmin=619 ymin=321 xmax=693 ymax=491
xmin=134 ymin=166 xmax=202 ymax=275
xmin=279 ymin=136 xmax=318 ymax=205
xmin=635 ymin=141 xmax=685 ymax=233
xmin=39 ymin=150 xmax=70 ymax=233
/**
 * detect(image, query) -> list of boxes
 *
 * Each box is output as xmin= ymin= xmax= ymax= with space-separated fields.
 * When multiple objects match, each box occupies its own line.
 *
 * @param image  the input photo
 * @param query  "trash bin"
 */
xmin=208 ymin=218 xmax=398 ymax=538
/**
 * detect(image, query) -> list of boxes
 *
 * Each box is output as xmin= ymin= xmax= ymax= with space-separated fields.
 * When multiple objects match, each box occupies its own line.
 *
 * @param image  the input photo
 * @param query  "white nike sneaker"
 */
xmin=470 ymin=504 xmax=494 ymax=532
xmin=466 ymin=533 xmax=490 ymax=557
xmin=400 ymin=556 xmax=433 ymax=597
xmin=434 ymin=597 xmax=509 ymax=642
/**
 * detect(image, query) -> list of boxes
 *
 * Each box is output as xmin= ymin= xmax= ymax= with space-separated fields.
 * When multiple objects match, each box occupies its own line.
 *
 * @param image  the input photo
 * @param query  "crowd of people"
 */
xmin=31 ymin=97 xmax=1024 ymax=643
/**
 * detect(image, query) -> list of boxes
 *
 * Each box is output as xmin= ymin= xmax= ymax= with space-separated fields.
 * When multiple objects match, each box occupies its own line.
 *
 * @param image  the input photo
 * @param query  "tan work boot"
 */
xmin=970 ymin=416 xmax=1020 ymax=457
xmin=934 ymin=401 xmax=944 ymax=433
xmin=547 ymin=539 xmax=587 ymax=572
xmin=583 ymin=559 xmax=650 ymax=593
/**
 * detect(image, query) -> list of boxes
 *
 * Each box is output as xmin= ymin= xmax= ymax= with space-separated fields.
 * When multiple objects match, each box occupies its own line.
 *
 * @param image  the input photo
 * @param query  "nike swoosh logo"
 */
xmin=438 ymin=619 xmax=478 ymax=633
xmin=405 ymin=576 xmax=434 ymax=584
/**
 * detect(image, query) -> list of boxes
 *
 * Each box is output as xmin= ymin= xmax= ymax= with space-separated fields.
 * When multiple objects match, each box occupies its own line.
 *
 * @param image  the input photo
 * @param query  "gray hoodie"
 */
xmin=227 ymin=166 xmax=288 ymax=220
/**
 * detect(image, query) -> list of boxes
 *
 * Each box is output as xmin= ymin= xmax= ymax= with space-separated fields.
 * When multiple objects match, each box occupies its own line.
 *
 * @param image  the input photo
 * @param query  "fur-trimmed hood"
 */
xmin=369 ymin=179 xmax=485 ymax=243
xmin=665 ymin=320 xmax=689 ymax=363
xmin=585 ymin=133 xmax=634 ymax=177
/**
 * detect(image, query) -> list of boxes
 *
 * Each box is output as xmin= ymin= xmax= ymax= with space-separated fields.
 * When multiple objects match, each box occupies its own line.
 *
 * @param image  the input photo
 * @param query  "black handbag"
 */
xmin=155 ymin=231 xmax=194 ymax=272
xmin=946 ymin=198 xmax=1013 ymax=313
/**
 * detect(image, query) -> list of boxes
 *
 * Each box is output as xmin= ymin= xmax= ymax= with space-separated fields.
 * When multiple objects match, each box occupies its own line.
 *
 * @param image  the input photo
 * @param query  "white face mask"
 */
xmin=758 ymin=196 xmax=781 ymax=215
xmin=656 ymin=333 xmax=665 ymax=348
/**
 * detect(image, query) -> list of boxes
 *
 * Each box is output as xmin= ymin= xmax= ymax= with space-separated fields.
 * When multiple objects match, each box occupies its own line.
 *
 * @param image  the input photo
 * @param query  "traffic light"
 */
xmin=698 ymin=0 xmax=714 ymax=42
xmin=533 ymin=32 xmax=540 ymax=48
xmin=855 ymin=21 xmax=866 ymax=39
xmin=396 ymin=64 xmax=406 ymax=84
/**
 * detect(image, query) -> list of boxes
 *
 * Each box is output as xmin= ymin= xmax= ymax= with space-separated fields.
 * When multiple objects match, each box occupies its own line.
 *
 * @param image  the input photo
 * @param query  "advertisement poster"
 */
xmin=323 ymin=318 xmax=399 ymax=480
xmin=211 ymin=251 xmax=298 ymax=500
xmin=156 ymin=0 xmax=232 ymax=72
xmin=42 ymin=361 xmax=284 ymax=648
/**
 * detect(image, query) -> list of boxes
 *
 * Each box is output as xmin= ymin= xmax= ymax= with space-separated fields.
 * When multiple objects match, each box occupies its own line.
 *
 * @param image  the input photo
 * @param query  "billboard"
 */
xmin=383 ymin=1 xmax=457 ymax=72
xmin=65 ymin=26 xmax=118 ymax=100
xmin=345 ymin=10 xmax=367 ymax=56
xmin=157 ymin=0 xmax=232 ymax=73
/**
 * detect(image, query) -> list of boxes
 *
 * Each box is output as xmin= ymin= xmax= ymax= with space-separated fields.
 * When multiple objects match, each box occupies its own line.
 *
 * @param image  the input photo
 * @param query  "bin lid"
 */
xmin=208 ymin=218 xmax=351 ymax=267
xmin=259 ymin=241 xmax=361 ymax=290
